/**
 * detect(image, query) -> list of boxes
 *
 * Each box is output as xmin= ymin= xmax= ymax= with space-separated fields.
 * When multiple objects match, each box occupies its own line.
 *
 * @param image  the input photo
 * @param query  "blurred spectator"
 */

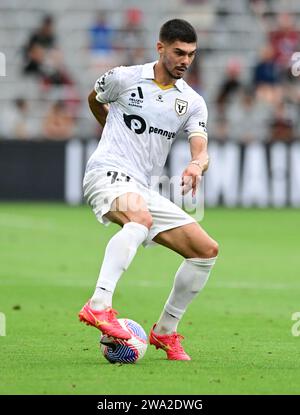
xmin=25 ymin=14 xmax=56 ymax=51
xmin=116 ymin=8 xmax=146 ymax=65
xmin=89 ymin=12 xmax=114 ymax=55
xmin=23 ymin=15 xmax=56 ymax=75
xmin=0 ymin=98 xmax=36 ymax=139
xmin=227 ymin=87 xmax=272 ymax=143
xmin=41 ymin=49 xmax=76 ymax=90
xmin=23 ymin=45 xmax=81 ymax=117
xmin=253 ymin=44 xmax=280 ymax=86
xmin=269 ymin=100 xmax=297 ymax=143
xmin=248 ymin=0 xmax=275 ymax=19
xmin=23 ymin=42 xmax=46 ymax=76
xmin=216 ymin=59 xmax=242 ymax=114
xmin=42 ymin=101 xmax=75 ymax=140
xmin=211 ymin=59 xmax=243 ymax=143
xmin=88 ymin=12 xmax=120 ymax=79
xmin=23 ymin=23 xmax=72 ymax=87
xmin=249 ymin=0 xmax=267 ymax=16
xmin=253 ymin=43 xmax=283 ymax=103
xmin=269 ymin=13 xmax=300 ymax=77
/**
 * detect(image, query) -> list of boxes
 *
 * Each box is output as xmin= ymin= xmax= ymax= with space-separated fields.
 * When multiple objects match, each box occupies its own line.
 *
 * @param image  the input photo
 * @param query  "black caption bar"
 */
xmin=0 ymin=395 xmax=300 ymax=414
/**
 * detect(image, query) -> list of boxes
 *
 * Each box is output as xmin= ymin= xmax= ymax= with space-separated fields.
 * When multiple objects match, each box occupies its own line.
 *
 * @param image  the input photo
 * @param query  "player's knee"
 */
xmin=130 ymin=213 xmax=153 ymax=229
xmin=205 ymin=240 xmax=219 ymax=258
xmin=140 ymin=213 xmax=153 ymax=229
xmin=194 ymin=240 xmax=219 ymax=259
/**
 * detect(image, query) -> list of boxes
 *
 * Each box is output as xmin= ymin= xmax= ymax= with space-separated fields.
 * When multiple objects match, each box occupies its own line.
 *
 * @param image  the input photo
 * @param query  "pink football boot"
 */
xmin=79 ymin=300 xmax=131 ymax=340
xmin=149 ymin=324 xmax=191 ymax=360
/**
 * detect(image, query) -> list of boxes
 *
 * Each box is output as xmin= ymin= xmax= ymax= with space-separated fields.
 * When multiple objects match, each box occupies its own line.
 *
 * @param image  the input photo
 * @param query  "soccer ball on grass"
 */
xmin=100 ymin=318 xmax=148 ymax=364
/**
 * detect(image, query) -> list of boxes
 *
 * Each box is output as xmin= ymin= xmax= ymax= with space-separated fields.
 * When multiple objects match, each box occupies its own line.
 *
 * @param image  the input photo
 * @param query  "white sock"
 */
xmin=155 ymin=257 xmax=217 ymax=334
xmin=90 ymin=222 xmax=149 ymax=310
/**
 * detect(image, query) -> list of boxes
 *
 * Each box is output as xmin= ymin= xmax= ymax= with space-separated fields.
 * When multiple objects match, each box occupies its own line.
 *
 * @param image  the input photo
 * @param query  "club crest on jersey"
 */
xmin=175 ymin=99 xmax=188 ymax=116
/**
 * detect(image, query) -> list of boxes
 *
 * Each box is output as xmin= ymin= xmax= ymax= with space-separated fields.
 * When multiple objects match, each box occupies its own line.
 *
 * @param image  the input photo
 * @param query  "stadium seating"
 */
xmin=0 ymin=0 xmax=299 ymax=139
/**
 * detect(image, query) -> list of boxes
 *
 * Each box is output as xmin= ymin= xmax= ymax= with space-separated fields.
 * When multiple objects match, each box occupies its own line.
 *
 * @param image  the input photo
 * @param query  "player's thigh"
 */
xmin=104 ymin=192 xmax=153 ymax=229
xmin=153 ymin=222 xmax=219 ymax=259
xmin=83 ymin=170 xmax=153 ymax=229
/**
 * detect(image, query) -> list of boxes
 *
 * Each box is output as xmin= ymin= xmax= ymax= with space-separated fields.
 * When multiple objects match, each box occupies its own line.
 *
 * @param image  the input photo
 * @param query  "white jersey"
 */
xmin=86 ymin=61 xmax=208 ymax=187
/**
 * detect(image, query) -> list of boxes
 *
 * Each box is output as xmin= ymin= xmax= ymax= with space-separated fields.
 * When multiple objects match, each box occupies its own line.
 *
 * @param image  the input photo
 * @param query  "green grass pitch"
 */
xmin=0 ymin=203 xmax=299 ymax=395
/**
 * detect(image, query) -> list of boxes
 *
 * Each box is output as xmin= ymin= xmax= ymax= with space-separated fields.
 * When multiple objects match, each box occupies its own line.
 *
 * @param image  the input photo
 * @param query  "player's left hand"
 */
xmin=181 ymin=164 xmax=202 ymax=196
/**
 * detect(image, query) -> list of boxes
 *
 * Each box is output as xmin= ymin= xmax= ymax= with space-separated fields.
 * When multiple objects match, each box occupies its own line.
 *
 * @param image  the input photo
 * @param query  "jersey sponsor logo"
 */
xmin=123 ymin=113 xmax=147 ymax=134
xmin=123 ymin=113 xmax=175 ymax=139
xmin=175 ymin=98 xmax=188 ymax=115
xmin=132 ymin=86 xmax=144 ymax=99
xmin=129 ymin=86 xmax=144 ymax=108
xmin=149 ymin=126 xmax=175 ymax=140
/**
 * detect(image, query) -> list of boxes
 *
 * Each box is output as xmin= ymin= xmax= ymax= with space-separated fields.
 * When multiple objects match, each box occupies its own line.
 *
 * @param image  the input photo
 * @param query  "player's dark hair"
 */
xmin=159 ymin=19 xmax=197 ymax=44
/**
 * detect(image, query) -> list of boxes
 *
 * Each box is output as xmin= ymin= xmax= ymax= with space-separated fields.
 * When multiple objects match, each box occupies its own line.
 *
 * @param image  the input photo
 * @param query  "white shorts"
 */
xmin=83 ymin=168 xmax=196 ymax=247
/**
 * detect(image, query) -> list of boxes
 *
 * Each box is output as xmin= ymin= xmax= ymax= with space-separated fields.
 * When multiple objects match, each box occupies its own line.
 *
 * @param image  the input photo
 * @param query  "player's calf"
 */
xmin=153 ymin=255 xmax=218 ymax=346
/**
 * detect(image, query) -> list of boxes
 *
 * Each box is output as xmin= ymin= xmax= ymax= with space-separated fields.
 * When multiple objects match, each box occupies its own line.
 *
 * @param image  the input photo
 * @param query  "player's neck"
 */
xmin=154 ymin=62 xmax=176 ymax=87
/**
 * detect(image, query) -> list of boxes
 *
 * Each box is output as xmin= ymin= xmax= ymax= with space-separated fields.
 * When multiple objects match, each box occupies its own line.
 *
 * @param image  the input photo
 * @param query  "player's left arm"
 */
xmin=181 ymin=96 xmax=209 ymax=196
xmin=181 ymin=136 xmax=209 ymax=196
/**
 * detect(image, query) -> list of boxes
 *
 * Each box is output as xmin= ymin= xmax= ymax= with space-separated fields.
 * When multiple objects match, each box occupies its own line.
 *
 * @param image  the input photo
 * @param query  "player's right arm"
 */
xmin=88 ymin=90 xmax=109 ymax=128
xmin=88 ymin=67 xmax=122 ymax=128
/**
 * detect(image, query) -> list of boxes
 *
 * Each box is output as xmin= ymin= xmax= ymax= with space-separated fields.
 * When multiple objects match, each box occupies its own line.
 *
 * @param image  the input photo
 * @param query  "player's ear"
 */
xmin=156 ymin=41 xmax=165 ymax=55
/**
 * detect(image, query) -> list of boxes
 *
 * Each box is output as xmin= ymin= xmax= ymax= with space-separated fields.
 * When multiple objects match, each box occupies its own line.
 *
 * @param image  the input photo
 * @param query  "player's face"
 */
xmin=158 ymin=40 xmax=197 ymax=80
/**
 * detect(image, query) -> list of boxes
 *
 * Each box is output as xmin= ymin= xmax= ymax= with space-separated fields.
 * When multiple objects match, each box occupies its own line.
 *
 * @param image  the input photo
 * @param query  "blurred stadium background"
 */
xmin=1 ymin=0 xmax=300 ymax=396
xmin=1 ymin=0 xmax=300 ymax=205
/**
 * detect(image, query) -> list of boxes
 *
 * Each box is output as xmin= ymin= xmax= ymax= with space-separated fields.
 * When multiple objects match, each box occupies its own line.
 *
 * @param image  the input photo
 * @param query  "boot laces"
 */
xmin=169 ymin=333 xmax=185 ymax=351
xmin=105 ymin=308 xmax=119 ymax=321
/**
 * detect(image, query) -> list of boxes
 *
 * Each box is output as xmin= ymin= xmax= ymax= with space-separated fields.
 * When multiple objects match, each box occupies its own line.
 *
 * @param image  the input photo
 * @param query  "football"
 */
xmin=100 ymin=318 xmax=148 ymax=364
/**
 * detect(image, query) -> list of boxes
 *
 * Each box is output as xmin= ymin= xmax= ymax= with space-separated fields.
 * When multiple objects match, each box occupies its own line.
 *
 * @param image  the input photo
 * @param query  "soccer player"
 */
xmin=79 ymin=19 xmax=218 ymax=360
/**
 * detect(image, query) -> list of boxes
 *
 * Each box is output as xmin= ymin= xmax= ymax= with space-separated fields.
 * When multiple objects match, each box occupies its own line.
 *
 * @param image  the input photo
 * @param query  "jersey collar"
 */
xmin=141 ymin=61 xmax=184 ymax=92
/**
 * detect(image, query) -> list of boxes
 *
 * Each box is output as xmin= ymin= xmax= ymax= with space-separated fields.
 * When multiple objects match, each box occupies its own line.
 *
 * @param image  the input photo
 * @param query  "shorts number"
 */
xmin=107 ymin=171 xmax=131 ymax=184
